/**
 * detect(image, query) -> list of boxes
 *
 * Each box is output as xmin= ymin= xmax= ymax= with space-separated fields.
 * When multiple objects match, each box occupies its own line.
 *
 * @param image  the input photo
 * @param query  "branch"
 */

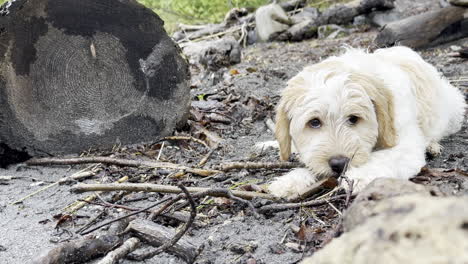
xmin=97 ymin=237 xmax=140 ymax=264
xmin=27 ymin=157 xmax=221 ymax=177
xmin=71 ymin=183 xmax=278 ymax=201
xmin=257 ymin=194 xmax=348 ymax=214
xmin=216 ymin=161 xmax=301 ymax=171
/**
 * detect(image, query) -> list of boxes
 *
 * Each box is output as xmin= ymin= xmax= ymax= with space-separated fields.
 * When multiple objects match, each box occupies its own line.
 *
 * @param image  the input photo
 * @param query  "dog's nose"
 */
xmin=328 ymin=156 xmax=350 ymax=174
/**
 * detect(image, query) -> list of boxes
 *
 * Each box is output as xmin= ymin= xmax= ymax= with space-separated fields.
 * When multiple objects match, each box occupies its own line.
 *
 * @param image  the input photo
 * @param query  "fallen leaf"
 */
xmin=229 ymin=69 xmax=240 ymax=75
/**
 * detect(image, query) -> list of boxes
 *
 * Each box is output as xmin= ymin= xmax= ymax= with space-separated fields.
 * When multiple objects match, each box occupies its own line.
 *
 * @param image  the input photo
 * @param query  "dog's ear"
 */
xmin=275 ymin=75 xmax=309 ymax=160
xmin=275 ymin=100 xmax=291 ymax=161
xmin=350 ymin=73 xmax=398 ymax=148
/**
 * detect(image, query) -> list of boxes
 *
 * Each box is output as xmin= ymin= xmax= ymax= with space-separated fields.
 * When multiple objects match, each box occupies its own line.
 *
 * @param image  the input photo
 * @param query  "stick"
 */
xmin=191 ymin=188 xmax=260 ymax=218
xmin=288 ymin=178 xmax=332 ymax=202
xmin=197 ymin=147 xmax=217 ymax=167
xmin=161 ymin=135 xmax=210 ymax=149
xmin=79 ymin=196 xmax=172 ymax=236
xmin=11 ymin=166 xmax=100 ymax=205
xmin=257 ymin=194 xmax=347 ymax=214
xmin=71 ymin=183 xmax=278 ymax=201
xmin=31 ymin=235 xmax=121 ymax=264
xmin=63 ymin=176 xmax=128 ymax=214
xmin=125 ymin=219 xmax=198 ymax=263
xmin=216 ymin=161 xmax=301 ymax=171
xmin=27 ymin=157 xmax=221 ymax=177
xmin=97 ymin=237 xmax=141 ymax=264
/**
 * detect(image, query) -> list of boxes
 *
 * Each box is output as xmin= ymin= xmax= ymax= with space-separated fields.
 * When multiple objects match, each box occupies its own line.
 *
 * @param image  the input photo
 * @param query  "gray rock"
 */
xmin=0 ymin=0 xmax=190 ymax=163
xmin=353 ymin=14 xmax=370 ymax=26
xmin=286 ymin=19 xmax=318 ymax=41
xmin=302 ymin=178 xmax=468 ymax=264
xmin=343 ymin=178 xmax=434 ymax=231
xmin=449 ymin=0 xmax=468 ymax=6
xmin=182 ymin=36 xmax=241 ymax=72
xmin=290 ymin=7 xmax=319 ymax=24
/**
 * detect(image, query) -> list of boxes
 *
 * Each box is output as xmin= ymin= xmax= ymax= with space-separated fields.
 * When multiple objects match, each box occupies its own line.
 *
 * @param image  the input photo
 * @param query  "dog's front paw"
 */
xmin=342 ymin=169 xmax=374 ymax=193
xmin=427 ymin=141 xmax=443 ymax=156
xmin=268 ymin=168 xmax=317 ymax=200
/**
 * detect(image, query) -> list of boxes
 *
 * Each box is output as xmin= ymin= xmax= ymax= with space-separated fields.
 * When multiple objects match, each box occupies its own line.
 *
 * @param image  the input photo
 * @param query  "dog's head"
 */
xmin=276 ymin=60 xmax=397 ymax=178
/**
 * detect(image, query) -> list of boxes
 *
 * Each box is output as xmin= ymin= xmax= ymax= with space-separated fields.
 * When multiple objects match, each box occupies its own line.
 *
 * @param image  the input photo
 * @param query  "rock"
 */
xmin=290 ymin=7 xmax=319 ymax=24
xmin=440 ymin=0 xmax=451 ymax=7
xmin=317 ymin=24 xmax=349 ymax=39
xmin=302 ymin=178 xmax=468 ymax=264
xmin=449 ymin=0 xmax=468 ymax=6
xmin=343 ymin=178 xmax=434 ymax=231
xmin=182 ymin=36 xmax=241 ymax=72
xmin=353 ymin=14 xmax=370 ymax=26
xmin=255 ymin=3 xmax=291 ymax=42
xmin=286 ymin=20 xmax=318 ymax=41
xmin=0 ymin=0 xmax=190 ymax=165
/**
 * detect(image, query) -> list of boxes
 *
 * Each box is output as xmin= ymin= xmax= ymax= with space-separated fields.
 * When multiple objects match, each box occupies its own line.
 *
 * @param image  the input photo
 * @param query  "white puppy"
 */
xmin=269 ymin=46 xmax=466 ymax=199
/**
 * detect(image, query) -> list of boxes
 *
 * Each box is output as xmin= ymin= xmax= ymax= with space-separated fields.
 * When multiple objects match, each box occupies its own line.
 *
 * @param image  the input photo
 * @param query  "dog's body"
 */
xmin=269 ymin=47 xmax=466 ymax=199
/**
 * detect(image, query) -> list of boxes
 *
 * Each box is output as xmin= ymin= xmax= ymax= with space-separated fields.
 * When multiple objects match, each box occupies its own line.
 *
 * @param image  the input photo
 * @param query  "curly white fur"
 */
xmin=269 ymin=46 xmax=466 ymax=199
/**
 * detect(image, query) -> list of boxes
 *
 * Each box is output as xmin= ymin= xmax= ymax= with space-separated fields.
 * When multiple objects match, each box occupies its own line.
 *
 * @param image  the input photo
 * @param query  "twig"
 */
xmin=156 ymin=142 xmax=165 ymax=161
xmin=27 ymin=157 xmax=221 ymax=177
xmin=178 ymin=22 xmax=255 ymax=45
xmin=77 ymin=199 xmax=140 ymax=212
xmin=197 ymin=147 xmax=217 ymax=167
xmin=257 ymin=194 xmax=347 ymax=214
xmin=97 ymin=237 xmax=141 ymax=264
xmin=191 ymin=188 xmax=260 ymax=218
xmin=216 ymin=161 xmax=301 ymax=171
xmin=288 ymin=178 xmax=331 ymax=202
xmin=63 ymin=176 xmax=128 ymax=214
xmin=342 ymin=176 xmax=354 ymax=208
xmin=148 ymin=193 xmax=183 ymax=220
xmin=11 ymin=165 xmax=100 ymax=205
xmin=177 ymin=23 xmax=209 ymax=31
xmin=71 ymin=183 xmax=279 ymax=201
xmin=128 ymin=185 xmax=197 ymax=261
xmin=161 ymin=136 xmax=210 ymax=149
xmin=75 ymin=210 xmax=108 ymax=235
xmin=326 ymin=200 xmax=342 ymax=216
xmin=79 ymin=197 xmax=172 ymax=236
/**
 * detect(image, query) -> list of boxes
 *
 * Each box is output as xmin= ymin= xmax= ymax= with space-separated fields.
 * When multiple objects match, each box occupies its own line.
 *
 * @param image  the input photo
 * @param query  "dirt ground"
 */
xmin=1 ymin=1 xmax=467 ymax=263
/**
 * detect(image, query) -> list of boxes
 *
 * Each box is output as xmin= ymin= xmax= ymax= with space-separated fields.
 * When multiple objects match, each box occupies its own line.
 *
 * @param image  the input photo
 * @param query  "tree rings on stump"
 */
xmin=0 ymin=0 xmax=190 ymax=166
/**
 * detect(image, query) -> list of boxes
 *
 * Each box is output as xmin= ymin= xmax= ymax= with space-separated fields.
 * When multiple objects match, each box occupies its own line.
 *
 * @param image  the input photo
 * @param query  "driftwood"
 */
xmin=125 ymin=219 xmax=198 ymax=263
xmin=375 ymin=6 xmax=468 ymax=48
xmin=316 ymin=0 xmax=395 ymax=25
xmin=32 ymin=235 xmax=121 ymax=264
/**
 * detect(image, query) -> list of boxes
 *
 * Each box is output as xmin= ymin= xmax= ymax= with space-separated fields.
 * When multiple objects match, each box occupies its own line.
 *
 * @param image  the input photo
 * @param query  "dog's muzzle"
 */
xmin=328 ymin=156 xmax=350 ymax=175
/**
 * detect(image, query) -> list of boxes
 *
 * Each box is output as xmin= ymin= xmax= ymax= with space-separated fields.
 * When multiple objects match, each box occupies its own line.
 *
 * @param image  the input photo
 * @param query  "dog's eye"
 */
xmin=308 ymin=118 xmax=321 ymax=128
xmin=348 ymin=115 xmax=359 ymax=125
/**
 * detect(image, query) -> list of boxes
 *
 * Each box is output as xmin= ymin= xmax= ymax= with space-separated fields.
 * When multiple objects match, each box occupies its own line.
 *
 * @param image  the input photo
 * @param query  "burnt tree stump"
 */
xmin=0 ymin=0 xmax=190 ymax=166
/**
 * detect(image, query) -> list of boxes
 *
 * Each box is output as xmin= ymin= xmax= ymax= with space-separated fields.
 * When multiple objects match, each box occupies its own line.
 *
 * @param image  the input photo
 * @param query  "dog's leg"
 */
xmin=268 ymin=168 xmax=317 ymax=199
xmin=345 ymin=135 xmax=426 ymax=192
